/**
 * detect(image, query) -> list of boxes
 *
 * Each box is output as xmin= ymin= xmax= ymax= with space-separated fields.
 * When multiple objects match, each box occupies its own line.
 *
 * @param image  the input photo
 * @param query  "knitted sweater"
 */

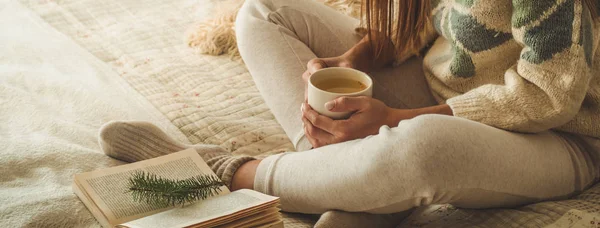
xmin=418 ymin=0 xmax=600 ymax=138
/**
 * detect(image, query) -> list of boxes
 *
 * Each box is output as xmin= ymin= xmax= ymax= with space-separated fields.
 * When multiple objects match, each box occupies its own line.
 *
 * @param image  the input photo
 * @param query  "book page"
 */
xmin=216 ymin=208 xmax=280 ymax=228
xmin=121 ymin=189 xmax=279 ymax=228
xmin=72 ymin=182 xmax=113 ymax=228
xmin=74 ymin=149 xmax=229 ymax=226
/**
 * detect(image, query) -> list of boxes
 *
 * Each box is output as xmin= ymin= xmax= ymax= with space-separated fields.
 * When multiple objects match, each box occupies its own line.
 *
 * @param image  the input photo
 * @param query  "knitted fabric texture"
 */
xmin=423 ymin=0 xmax=600 ymax=138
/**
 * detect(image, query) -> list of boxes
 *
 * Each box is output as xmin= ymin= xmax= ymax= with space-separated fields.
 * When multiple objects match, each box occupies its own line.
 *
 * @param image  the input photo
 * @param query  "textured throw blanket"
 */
xmin=0 ymin=1 xmax=188 ymax=226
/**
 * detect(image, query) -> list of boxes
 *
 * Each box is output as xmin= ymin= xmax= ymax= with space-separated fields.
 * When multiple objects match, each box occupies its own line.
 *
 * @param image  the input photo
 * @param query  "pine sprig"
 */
xmin=127 ymin=171 xmax=225 ymax=207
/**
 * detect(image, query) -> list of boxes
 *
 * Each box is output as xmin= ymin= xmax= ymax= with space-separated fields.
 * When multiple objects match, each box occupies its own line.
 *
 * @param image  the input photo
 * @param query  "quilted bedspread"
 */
xmin=2 ymin=0 xmax=600 ymax=227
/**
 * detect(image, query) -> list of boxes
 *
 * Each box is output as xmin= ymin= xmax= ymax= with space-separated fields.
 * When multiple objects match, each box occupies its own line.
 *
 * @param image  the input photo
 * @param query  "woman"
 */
xmin=100 ymin=0 xmax=600 ymax=225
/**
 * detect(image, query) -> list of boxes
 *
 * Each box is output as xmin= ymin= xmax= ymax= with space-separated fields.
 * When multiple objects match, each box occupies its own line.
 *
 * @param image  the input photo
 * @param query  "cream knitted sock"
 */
xmin=98 ymin=121 xmax=255 ymax=188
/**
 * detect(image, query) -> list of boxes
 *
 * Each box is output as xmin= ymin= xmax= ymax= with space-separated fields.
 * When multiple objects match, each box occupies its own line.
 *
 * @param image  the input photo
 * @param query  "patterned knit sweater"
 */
xmin=417 ymin=0 xmax=600 ymax=138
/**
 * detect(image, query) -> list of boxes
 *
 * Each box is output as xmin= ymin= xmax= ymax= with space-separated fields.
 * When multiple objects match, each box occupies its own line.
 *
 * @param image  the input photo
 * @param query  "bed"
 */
xmin=1 ymin=0 xmax=599 ymax=227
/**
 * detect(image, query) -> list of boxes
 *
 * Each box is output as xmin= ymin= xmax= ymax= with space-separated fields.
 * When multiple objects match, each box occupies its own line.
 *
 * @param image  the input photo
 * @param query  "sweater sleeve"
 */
xmin=446 ymin=0 xmax=595 ymax=133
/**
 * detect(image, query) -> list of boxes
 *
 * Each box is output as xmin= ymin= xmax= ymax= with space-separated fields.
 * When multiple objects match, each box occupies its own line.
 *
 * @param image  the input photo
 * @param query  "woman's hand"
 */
xmin=301 ymin=96 xmax=414 ymax=148
xmin=302 ymin=57 xmax=356 ymax=83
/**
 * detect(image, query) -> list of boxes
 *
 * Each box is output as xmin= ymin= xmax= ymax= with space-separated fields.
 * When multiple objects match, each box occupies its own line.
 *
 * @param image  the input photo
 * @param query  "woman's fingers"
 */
xmin=302 ymin=70 xmax=311 ymax=83
xmin=302 ymin=103 xmax=336 ymax=133
xmin=302 ymin=117 xmax=334 ymax=148
xmin=302 ymin=103 xmax=351 ymax=146
xmin=303 ymin=58 xmax=327 ymax=99
xmin=325 ymin=96 xmax=370 ymax=112
xmin=306 ymin=59 xmax=327 ymax=77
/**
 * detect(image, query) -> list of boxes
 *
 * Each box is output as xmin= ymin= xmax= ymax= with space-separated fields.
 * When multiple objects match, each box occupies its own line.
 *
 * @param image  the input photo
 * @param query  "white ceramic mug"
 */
xmin=308 ymin=67 xmax=373 ymax=119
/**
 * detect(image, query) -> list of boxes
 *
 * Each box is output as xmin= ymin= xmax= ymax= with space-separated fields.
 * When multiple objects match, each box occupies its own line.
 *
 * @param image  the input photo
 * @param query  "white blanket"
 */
xmin=0 ymin=1 xmax=188 ymax=226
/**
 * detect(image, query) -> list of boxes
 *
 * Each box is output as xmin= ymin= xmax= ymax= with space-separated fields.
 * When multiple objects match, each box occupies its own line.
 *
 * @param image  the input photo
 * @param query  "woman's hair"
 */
xmin=587 ymin=0 xmax=599 ymax=19
xmin=361 ymin=0 xmax=598 ymax=60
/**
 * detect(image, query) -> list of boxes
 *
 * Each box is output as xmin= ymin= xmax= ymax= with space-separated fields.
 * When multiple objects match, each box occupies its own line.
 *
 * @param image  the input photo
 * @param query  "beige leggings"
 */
xmin=236 ymin=0 xmax=600 ymax=216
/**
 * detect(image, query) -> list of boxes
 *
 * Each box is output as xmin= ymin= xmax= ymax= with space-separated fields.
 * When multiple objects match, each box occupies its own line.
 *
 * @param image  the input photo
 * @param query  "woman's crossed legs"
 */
xmin=236 ymin=0 xmax=599 ymax=215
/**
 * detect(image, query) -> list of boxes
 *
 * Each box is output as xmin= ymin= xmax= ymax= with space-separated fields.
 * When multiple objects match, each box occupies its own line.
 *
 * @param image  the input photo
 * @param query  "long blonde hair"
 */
xmin=362 ymin=0 xmax=599 ymax=60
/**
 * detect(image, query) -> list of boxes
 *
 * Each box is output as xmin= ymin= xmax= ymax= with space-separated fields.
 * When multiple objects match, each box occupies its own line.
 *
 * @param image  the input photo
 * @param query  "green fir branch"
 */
xmin=127 ymin=171 xmax=225 ymax=207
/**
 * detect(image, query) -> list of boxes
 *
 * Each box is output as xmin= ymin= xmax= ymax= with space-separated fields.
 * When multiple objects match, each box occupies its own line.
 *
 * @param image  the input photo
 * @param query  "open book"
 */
xmin=73 ymin=148 xmax=282 ymax=228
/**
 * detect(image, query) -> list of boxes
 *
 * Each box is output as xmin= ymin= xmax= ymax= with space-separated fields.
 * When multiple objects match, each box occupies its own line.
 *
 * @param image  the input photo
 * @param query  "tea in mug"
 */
xmin=314 ymin=78 xmax=367 ymax=93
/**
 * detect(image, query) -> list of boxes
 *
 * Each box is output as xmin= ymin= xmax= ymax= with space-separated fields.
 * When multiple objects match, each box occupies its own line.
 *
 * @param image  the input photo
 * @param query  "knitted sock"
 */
xmin=98 ymin=121 xmax=255 ymax=188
